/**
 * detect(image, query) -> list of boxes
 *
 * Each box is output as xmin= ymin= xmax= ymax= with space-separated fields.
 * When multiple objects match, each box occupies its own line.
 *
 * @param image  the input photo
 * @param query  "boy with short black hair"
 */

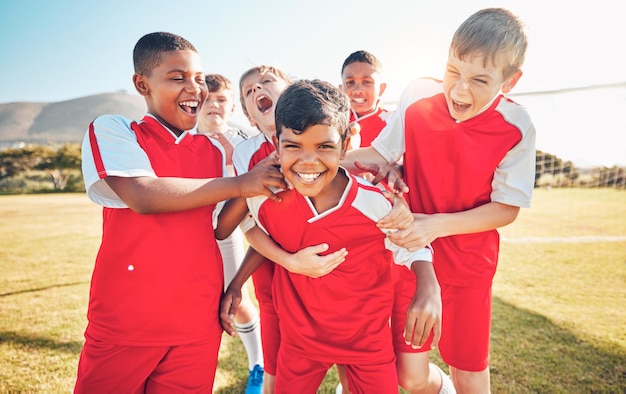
xmin=344 ymin=8 xmax=536 ymax=393
xmin=224 ymin=79 xmax=440 ymax=393
xmin=339 ymin=50 xmax=392 ymax=147
xmin=226 ymin=65 xmax=355 ymax=393
xmin=75 ymin=32 xmax=286 ymax=393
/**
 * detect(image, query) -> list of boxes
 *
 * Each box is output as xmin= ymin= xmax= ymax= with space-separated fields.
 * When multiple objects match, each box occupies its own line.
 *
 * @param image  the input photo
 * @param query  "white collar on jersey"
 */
xmin=145 ymin=113 xmax=191 ymax=144
xmin=350 ymin=100 xmax=382 ymax=122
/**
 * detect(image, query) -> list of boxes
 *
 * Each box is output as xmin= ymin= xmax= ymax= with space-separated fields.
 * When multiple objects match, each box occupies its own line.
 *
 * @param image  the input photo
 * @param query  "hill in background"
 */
xmin=1 ymin=84 xmax=625 ymax=168
xmin=0 ymin=92 xmax=145 ymax=146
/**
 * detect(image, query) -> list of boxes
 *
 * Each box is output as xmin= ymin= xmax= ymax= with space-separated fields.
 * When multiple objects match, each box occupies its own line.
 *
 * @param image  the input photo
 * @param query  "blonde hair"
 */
xmin=238 ymin=66 xmax=292 ymax=118
xmin=451 ymin=8 xmax=527 ymax=79
xmin=205 ymin=74 xmax=234 ymax=95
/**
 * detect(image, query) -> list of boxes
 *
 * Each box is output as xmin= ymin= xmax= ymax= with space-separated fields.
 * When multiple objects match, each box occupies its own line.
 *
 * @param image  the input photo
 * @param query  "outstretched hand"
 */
xmin=354 ymin=160 xmax=408 ymax=194
xmin=284 ymin=243 xmax=348 ymax=278
xmin=239 ymin=152 xmax=287 ymax=202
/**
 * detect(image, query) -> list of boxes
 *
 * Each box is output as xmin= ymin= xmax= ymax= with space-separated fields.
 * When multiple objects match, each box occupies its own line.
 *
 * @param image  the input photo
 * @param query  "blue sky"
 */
xmin=1 ymin=0 xmax=625 ymax=166
xmin=1 ymin=0 xmax=624 ymax=104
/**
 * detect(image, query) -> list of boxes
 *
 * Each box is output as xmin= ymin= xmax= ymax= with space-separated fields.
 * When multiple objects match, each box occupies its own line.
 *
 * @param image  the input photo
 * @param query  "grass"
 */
xmin=1 ymin=190 xmax=625 ymax=392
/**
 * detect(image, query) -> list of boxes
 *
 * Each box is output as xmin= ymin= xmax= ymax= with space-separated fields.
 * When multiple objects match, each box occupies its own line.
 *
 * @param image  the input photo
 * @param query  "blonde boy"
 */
xmin=344 ymin=8 xmax=535 ymax=393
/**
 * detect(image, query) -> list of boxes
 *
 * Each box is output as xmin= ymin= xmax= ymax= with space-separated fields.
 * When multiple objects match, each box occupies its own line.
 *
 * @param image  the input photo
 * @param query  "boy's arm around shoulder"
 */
xmin=243 ymin=205 xmax=348 ymax=278
xmin=86 ymin=114 xmax=287 ymax=213
xmin=104 ymin=151 xmax=286 ymax=214
xmin=385 ymin=224 xmax=441 ymax=350
xmin=368 ymin=185 xmax=440 ymax=349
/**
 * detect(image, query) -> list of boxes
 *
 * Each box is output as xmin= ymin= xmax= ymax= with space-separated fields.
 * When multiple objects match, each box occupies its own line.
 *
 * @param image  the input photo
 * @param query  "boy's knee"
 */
xmin=397 ymin=369 xmax=429 ymax=392
xmin=396 ymin=352 xmax=432 ymax=392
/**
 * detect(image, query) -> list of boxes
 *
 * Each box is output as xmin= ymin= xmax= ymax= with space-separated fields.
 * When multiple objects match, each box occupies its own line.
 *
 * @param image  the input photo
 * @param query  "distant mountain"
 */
xmin=3 ymin=83 xmax=624 ymax=167
xmin=0 ymin=92 xmax=146 ymax=145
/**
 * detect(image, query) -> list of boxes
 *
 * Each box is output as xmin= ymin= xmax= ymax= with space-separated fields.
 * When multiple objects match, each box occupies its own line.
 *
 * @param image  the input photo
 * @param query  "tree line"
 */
xmin=0 ymin=144 xmax=82 ymax=193
xmin=0 ymin=144 xmax=624 ymax=194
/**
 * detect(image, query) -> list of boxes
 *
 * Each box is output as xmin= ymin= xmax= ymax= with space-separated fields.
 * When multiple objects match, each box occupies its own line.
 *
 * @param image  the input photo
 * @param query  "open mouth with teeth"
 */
xmin=296 ymin=172 xmax=322 ymax=184
xmin=451 ymin=99 xmax=470 ymax=113
xmin=180 ymin=100 xmax=199 ymax=115
xmin=256 ymin=95 xmax=273 ymax=114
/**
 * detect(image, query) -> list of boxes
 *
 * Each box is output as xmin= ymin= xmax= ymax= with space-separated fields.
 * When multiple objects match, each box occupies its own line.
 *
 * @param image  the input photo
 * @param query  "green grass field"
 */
xmin=1 ymin=189 xmax=625 ymax=392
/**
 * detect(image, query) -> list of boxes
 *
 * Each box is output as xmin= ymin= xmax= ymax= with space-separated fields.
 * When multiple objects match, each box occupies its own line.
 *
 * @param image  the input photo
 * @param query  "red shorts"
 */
xmin=438 ymin=283 xmax=492 ymax=371
xmin=252 ymin=260 xmax=279 ymax=376
xmin=391 ymin=265 xmax=434 ymax=354
xmin=274 ymin=345 xmax=398 ymax=394
xmin=74 ymin=333 xmax=221 ymax=393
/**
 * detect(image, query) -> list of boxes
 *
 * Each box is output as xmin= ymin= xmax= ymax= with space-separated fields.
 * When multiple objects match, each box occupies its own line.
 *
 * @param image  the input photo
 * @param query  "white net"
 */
xmin=535 ymin=150 xmax=625 ymax=189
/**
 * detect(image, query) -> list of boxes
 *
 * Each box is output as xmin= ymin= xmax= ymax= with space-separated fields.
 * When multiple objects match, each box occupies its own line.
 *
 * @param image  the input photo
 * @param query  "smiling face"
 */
xmin=240 ymin=70 xmax=289 ymax=138
xmin=340 ymin=61 xmax=386 ymax=117
xmin=133 ymin=49 xmax=207 ymax=135
xmin=274 ymin=124 xmax=349 ymax=203
xmin=197 ymin=87 xmax=235 ymax=133
xmin=442 ymin=49 xmax=522 ymax=122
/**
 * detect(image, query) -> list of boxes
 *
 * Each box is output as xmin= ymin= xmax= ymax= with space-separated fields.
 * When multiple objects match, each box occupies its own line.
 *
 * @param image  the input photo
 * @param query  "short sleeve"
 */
xmin=242 ymin=195 xmax=270 ymax=234
xmin=491 ymin=102 xmax=537 ymax=208
xmin=372 ymin=79 xmax=442 ymax=163
xmin=370 ymin=105 xmax=406 ymax=163
xmin=81 ymin=114 xmax=156 ymax=207
xmin=386 ymin=239 xmax=433 ymax=269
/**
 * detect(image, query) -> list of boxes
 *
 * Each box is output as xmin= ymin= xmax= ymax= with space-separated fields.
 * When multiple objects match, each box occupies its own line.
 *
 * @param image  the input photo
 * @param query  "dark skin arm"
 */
xmin=220 ymin=226 xmax=349 ymax=335
xmin=104 ymin=155 xmax=286 ymax=214
xmin=215 ymin=152 xmax=286 ymax=239
xmin=246 ymin=225 xmax=347 ymax=278
xmin=220 ymin=246 xmax=266 ymax=336
xmin=404 ymin=260 xmax=442 ymax=349
xmin=214 ymin=197 xmax=248 ymax=240
xmin=380 ymin=194 xmax=441 ymax=348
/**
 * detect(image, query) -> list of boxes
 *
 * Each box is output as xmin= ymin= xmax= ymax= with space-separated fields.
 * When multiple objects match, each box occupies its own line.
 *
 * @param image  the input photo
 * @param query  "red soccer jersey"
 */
xmin=247 ymin=171 xmax=432 ymax=364
xmin=372 ymin=78 xmax=535 ymax=287
xmin=82 ymin=115 xmax=225 ymax=345
xmin=232 ymin=132 xmax=275 ymax=174
xmin=350 ymin=105 xmax=393 ymax=147
xmin=231 ymin=133 xmax=277 ymax=302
